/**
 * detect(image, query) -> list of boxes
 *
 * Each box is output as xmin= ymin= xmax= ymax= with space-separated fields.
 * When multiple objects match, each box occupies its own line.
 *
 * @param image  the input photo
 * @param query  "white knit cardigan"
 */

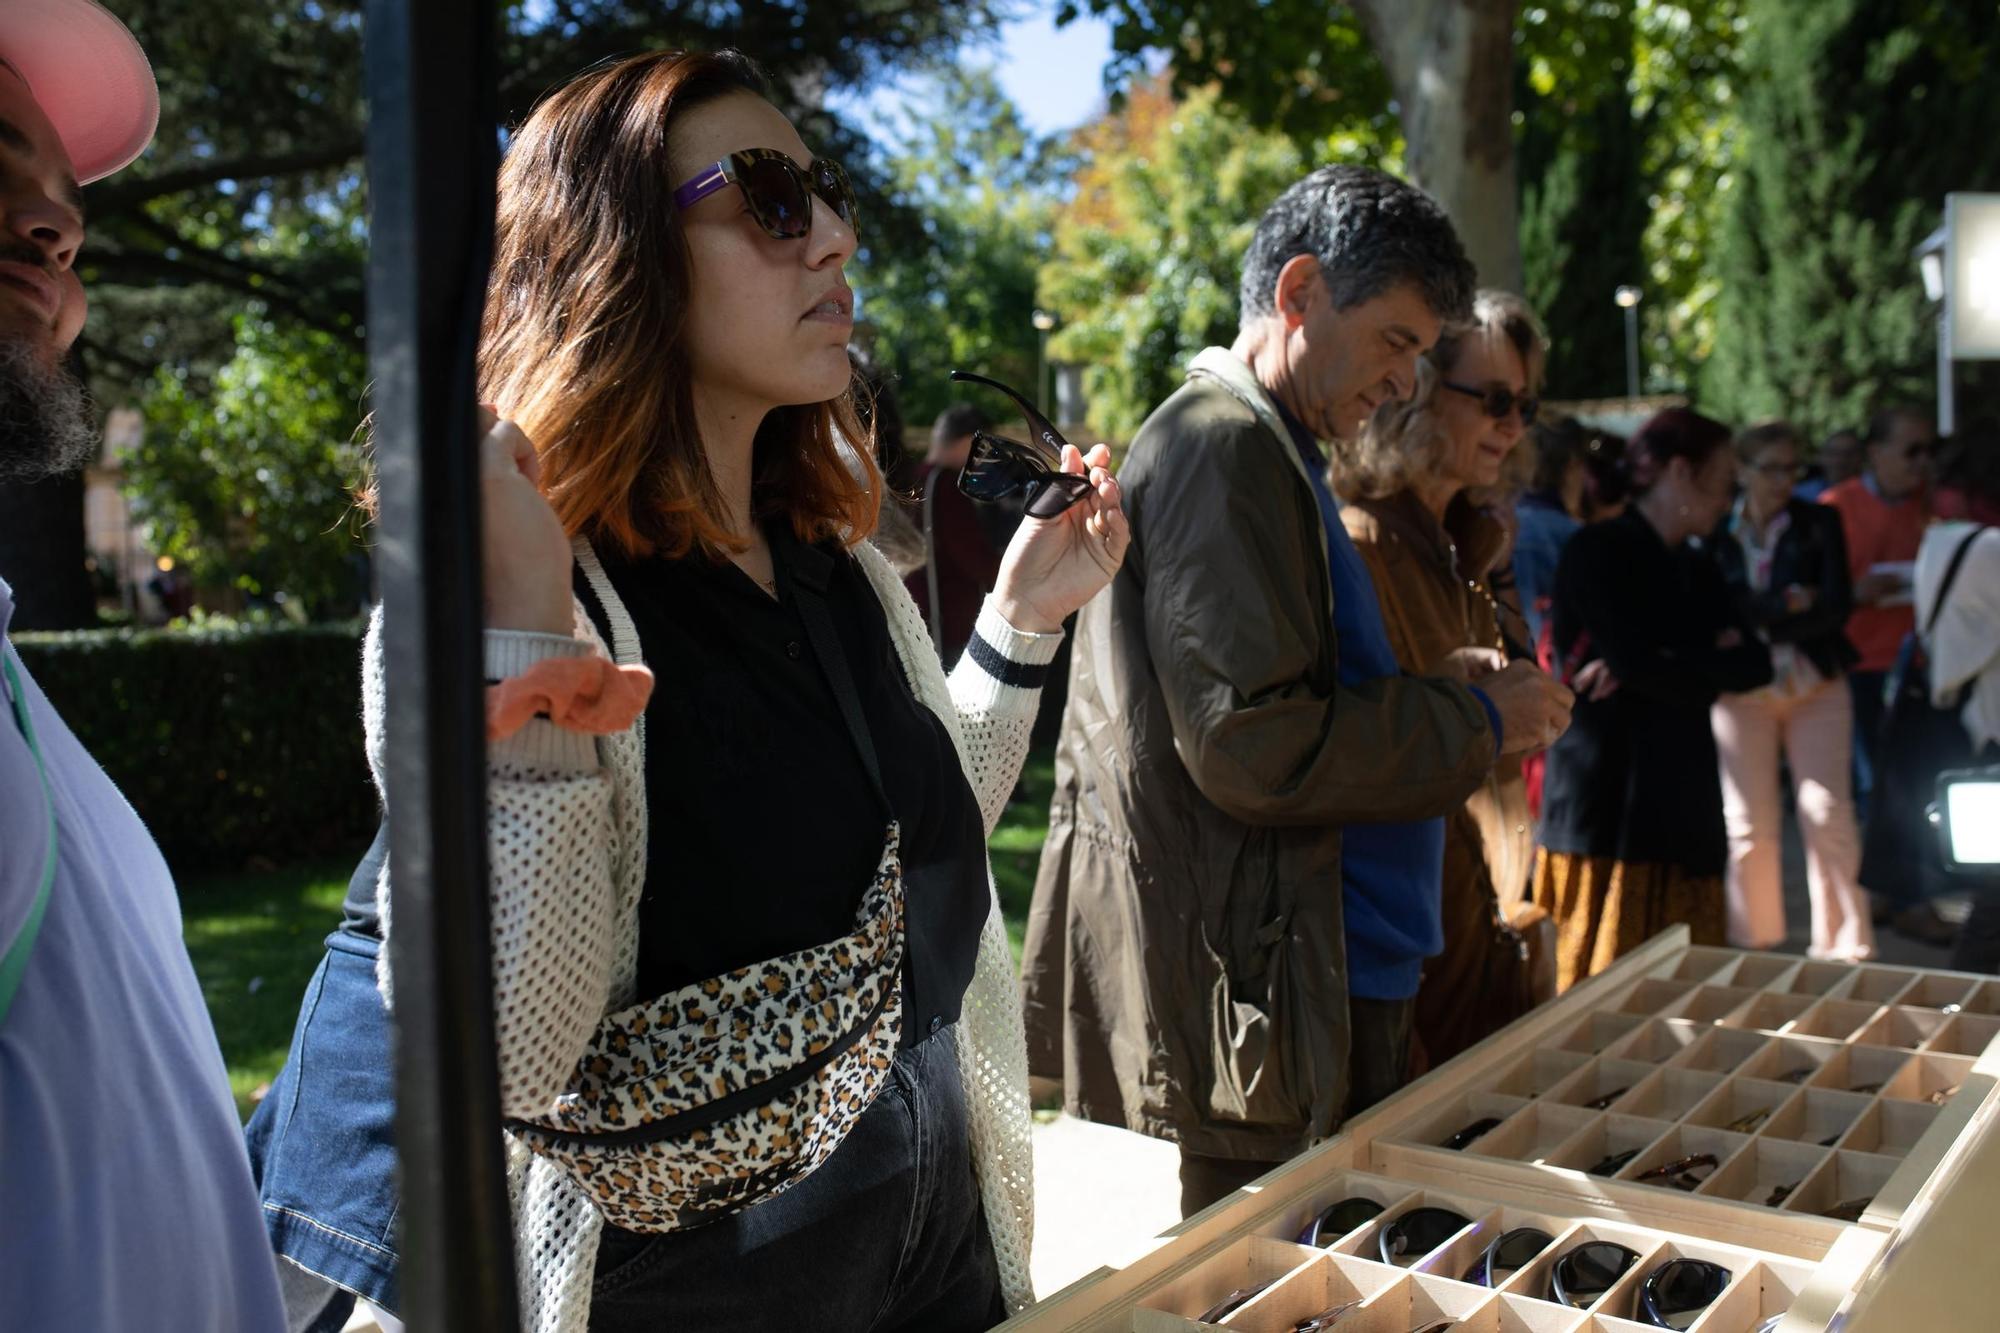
xmin=365 ymin=537 xmax=1047 ymax=1331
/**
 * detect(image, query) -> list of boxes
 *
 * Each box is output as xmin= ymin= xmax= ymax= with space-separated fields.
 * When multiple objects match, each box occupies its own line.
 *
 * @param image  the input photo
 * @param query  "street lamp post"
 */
xmin=1614 ymin=285 xmax=1643 ymax=401
xmin=1032 ymin=308 xmax=1056 ymax=418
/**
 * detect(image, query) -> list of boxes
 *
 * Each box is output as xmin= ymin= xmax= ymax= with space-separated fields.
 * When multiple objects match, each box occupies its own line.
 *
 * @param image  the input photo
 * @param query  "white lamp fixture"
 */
xmin=1945 ymin=193 xmax=2000 ymax=358
xmin=1930 ymin=769 xmax=2000 ymax=870
xmin=1614 ymin=285 xmax=1641 ymax=309
xmin=1917 ymin=224 xmax=1947 ymax=303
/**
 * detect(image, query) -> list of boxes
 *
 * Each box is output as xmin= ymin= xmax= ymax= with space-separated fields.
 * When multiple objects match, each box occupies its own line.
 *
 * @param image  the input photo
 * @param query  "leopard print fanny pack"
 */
xmin=510 ymin=534 xmax=914 ymax=1233
xmin=508 ymin=821 xmax=906 ymax=1232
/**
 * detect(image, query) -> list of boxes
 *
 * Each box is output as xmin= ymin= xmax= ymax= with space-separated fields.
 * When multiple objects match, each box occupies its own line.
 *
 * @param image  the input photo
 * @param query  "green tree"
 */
xmin=82 ymin=0 xmax=1011 ymax=401
xmin=857 ymin=67 xmax=1062 ymax=433
xmin=125 ymin=312 xmax=368 ymax=615
xmin=0 ymin=0 xmax=1015 ymax=629
xmin=1705 ymin=0 xmax=2000 ymax=436
xmin=1517 ymin=4 xmax=1652 ymax=400
xmin=1036 ymin=81 xmax=1328 ymax=439
xmin=1065 ymin=0 xmax=1520 ymax=286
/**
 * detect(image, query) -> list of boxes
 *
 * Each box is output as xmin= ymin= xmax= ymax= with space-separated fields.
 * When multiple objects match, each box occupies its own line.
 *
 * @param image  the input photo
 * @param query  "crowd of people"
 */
xmin=2 ymin=8 xmax=1997 ymax=1333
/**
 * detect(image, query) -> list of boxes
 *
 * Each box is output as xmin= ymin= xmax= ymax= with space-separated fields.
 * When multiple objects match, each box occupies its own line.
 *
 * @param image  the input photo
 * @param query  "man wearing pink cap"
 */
xmin=0 ymin=3 xmax=287 ymax=1327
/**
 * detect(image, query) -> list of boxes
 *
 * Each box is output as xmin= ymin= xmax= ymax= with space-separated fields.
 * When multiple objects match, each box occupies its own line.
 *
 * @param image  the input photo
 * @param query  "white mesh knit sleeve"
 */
xmin=856 ymin=542 xmax=1059 ymax=1313
xmin=948 ymin=600 xmax=1067 ymax=835
xmin=362 ymin=609 xmax=623 ymax=1120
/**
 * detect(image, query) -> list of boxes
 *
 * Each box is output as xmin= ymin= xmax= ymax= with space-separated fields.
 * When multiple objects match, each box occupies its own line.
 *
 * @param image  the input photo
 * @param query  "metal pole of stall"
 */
xmin=364 ymin=1 xmax=521 ymax=1328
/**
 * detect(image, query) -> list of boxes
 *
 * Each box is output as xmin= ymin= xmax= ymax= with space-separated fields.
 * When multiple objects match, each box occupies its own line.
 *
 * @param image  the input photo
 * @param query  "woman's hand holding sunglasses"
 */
xmin=991 ymin=440 xmax=1129 ymax=634
xmin=946 ymin=369 xmax=1130 ymax=634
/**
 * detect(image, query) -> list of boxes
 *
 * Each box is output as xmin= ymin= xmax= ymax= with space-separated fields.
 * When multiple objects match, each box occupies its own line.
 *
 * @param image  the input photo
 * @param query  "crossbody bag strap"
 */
xmin=0 ymin=650 xmax=57 ymax=1024
xmin=1925 ymin=525 xmax=1990 ymax=638
xmin=772 ymin=535 xmax=889 ymax=814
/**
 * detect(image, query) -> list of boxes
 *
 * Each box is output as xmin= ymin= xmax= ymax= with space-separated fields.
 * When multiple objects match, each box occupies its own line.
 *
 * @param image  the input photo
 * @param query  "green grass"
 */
xmin=180 ymin=855 xmax=358 ymax=1120
xmin=183 ymin=752 xmax=1061 ymax=1119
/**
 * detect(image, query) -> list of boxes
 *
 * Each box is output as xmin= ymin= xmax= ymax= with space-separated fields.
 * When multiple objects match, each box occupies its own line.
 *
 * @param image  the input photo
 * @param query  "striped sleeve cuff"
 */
xmin=485 ymin=630 xmax=600 ymax=773
xmin=962 ymin=598 xmax=1066 ymax=690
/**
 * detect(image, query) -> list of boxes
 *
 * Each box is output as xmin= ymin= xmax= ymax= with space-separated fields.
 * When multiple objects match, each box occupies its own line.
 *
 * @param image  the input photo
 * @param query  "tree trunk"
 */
xmin=0 ymin=471 xmax=96 ymax=630
xmin=1355 ymin=0 xmax=1523 ymax=293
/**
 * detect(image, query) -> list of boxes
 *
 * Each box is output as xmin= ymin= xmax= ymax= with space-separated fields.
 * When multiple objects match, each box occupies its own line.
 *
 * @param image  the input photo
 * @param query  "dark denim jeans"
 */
xmin=588 ymin=1027 xmax=1004 ymax=1333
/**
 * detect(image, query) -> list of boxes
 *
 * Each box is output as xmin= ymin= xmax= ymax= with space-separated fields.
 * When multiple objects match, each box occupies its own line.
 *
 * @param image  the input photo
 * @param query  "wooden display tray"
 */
xmin=1004 ymin=930 xmax=2000 ymax=1333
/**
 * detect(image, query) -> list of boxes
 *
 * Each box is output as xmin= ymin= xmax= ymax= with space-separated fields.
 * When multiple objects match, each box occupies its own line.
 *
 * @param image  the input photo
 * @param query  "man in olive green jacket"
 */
xmin=1020 ymin=167 xmax=1574 ymax=1215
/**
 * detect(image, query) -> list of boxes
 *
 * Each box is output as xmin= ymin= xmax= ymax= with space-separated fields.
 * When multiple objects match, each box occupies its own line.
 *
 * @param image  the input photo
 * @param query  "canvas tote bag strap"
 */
xmin=1925 ymin=525 xmax=1990 ymax=639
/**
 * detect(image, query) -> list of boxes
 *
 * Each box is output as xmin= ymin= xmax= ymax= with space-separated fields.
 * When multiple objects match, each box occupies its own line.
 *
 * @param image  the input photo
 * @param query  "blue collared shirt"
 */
xmin=1268 ymin=401 xmax=1457 ymax=1000
xmin=0 ymin=578 xmax=285 ymax=1329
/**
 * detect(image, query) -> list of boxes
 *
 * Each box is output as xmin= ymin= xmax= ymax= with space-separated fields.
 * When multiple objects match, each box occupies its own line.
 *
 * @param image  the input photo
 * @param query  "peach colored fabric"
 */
xmin=486 ymin=656 xmax=655 ymax=742
xmin=1711 ymin=678 xmax=1876 ymax=961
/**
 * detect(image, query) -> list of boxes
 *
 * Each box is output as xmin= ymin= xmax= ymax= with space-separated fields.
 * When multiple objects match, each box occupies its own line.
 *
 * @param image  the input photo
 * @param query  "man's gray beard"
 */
xmin=0 ymin=340 xmax=97 ymax=482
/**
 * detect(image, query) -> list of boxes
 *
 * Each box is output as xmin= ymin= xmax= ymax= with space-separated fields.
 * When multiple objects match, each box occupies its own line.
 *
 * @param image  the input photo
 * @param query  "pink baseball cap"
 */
xmin=0 ymin=0 xmax=157 ymax=184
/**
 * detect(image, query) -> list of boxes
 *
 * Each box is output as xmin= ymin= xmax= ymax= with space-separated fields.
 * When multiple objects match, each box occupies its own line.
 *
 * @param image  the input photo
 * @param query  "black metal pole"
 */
xmin=363 ymin=1 xmax=520 ymax=1328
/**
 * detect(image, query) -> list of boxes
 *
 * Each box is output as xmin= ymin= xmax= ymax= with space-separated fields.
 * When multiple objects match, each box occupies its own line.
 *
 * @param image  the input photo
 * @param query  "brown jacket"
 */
xmin=1019 ymin=349 xmax=1495 ymax=1161
xmin=1342 ymin=491 xmax=1537 ymax=1065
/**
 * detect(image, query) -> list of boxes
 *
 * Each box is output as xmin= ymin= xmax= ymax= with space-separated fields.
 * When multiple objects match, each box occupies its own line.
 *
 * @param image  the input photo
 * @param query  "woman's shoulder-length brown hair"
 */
xmin=479 ymin=48 xmax=878 ymax=562
xmin=1333 ymin=288 xmax=1547 ymax=502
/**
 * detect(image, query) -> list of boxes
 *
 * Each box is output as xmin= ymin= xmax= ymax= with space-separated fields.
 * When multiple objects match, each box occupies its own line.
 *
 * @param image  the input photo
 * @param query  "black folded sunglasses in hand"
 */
xmin=948 ymin=370 xmax=1096 ymax=518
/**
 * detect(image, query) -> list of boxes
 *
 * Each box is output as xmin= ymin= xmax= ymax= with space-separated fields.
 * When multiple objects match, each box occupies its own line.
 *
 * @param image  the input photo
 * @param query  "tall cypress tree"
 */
xmin=1706 ymin=0 xmax=2000 ymax=437
xmin=1518 ymin=53 xmax=1652 ymax=401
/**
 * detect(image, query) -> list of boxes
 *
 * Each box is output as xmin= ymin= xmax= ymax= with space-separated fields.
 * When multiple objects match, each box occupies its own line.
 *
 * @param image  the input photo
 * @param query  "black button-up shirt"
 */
xmin=590 ymin=534 xmax=989 ymax=1047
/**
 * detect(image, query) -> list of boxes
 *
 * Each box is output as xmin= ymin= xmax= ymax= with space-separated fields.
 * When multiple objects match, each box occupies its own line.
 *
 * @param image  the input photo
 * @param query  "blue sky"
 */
xmin=832 ymin=6 xmax=1120 ymax=139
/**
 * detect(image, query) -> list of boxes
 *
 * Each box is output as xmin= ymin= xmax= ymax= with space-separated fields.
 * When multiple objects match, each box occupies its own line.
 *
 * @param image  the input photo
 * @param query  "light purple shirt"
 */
xmin=0 ymin=577 xmax=285 ymax=1330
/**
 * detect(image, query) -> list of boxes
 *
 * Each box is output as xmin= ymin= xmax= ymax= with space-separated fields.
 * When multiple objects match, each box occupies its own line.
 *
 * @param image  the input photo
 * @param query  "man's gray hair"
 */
xmin=0 ymin=341 xmax=98 ymax=482
xmin=1239 ymin=165 xmax=1476 ymax=328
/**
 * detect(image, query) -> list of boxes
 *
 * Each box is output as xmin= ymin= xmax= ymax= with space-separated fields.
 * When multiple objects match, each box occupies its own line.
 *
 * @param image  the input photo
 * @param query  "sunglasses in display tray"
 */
xmin=996 ymin=931 xmax=2000 ymax=1333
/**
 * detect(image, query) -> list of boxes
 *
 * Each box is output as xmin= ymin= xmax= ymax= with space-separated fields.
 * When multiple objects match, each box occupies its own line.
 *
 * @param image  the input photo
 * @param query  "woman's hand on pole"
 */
xmin=478 ymin=406 xmax=575 ymax=636
xmin=989 ymin=442 xmax=1130 ymax=635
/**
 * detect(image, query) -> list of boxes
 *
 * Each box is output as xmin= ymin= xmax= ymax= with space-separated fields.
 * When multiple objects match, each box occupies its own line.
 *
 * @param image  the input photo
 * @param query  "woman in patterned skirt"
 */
xmin=1532 ymin=409 xmax=1771 ymax=989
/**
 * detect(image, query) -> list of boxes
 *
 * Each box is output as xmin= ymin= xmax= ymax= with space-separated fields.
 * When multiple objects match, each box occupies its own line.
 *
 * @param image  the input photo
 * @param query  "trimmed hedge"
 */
xmin=13 ymin=620 xmax=376 ymax=872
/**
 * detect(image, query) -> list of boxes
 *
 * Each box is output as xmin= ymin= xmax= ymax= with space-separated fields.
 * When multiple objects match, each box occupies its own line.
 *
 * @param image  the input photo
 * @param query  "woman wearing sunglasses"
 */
xmin=246 ymin=49 xmax=1126 ymax=1333
xmin=1332 ymin=290 xmax=1558 ymax=1066
xmin=1708 ymin=421 xmax=1874 ymax=962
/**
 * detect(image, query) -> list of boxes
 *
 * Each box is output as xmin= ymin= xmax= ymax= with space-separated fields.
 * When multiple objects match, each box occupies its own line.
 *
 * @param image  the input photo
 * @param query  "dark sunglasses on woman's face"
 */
xmin=671 ymin=147 xmax=858 ymax=240
xmin=1639 ymin=1257 xmax=1733 ymax=1329
xmin=948 ymin=370 xmax=1096 ymax=518
xmin=1550 ymin=1241 xmax=1641 ymax=1307
xmin=1378 ymin=1206 xmax=1472 ymax=1267
xmin=1297 ymin=1195 xmax=1386 ymax=1247
xmin=1460 ymin=1225 xmax=1555 ymax=1287
xmin=1443 ymin=380 xmax=1539 ymax=425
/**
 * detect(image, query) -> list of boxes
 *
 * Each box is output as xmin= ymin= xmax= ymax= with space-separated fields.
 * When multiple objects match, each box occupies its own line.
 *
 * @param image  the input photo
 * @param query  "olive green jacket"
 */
xmin=1019 ymin=347 xmax=1495 ymax=1161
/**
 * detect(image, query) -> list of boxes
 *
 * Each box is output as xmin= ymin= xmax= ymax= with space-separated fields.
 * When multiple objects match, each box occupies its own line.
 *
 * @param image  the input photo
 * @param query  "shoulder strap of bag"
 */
xmin=772 ymin=536 xmax=890 ymax=815
xmin=1926 ymin=525 xmax=1990 ymax=638
xmin=0 ymin=650 xmax=57 ymax=1024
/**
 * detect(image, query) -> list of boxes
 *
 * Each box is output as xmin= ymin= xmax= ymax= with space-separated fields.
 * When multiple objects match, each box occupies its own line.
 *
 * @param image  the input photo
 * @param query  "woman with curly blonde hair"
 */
xmin=1334 ymin=289 xmax=1555 ymax=1065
